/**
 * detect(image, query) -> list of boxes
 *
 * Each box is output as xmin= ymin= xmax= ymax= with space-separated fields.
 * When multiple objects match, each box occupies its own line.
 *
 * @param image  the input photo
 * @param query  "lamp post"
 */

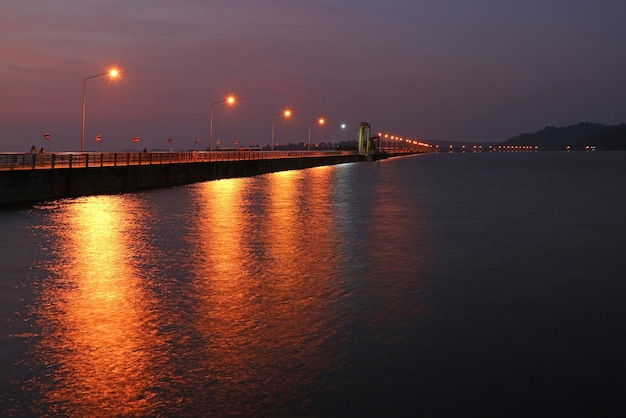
xmin=209 ymin=95 xmax=235 ymax=151
xmin=308 ymin=117 xmax=325 ymax=151
xmin=81 ymin=69 xmax=118 ymax=152
xmin=271 ymin=109 xmax=291 ymax=151
xmin=331 ymin=123 xmax=347 ymax=148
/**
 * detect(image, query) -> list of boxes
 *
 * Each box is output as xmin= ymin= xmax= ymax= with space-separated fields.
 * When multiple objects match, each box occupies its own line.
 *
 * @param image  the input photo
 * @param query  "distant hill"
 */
xmin=500 ymin=122 xmax=626 ymax=151
xmin=575 ymin=124 xmax=626 ymax=151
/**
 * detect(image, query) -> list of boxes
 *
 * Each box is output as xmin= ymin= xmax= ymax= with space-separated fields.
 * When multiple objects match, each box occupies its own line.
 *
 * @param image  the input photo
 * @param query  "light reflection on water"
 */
xmin=186 ymin=168 xmax=346 ymax=413
xmin=33 ymin=195 xmax=164 ymax=417
xmin=4 ymin=153 xmax=626 ymax=416
xmin=24 ymin=164 xmax=387 ymax=416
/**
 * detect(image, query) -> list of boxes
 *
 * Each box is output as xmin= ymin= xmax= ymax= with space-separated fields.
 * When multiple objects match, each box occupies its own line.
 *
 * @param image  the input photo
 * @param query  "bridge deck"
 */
xmin=0 ymin=150 xmax=372 ymax=171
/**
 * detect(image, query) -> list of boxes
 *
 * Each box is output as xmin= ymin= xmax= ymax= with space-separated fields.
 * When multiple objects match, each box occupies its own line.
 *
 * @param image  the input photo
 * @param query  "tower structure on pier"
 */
xmin=358 ymin=122 xmax=372 ymax=156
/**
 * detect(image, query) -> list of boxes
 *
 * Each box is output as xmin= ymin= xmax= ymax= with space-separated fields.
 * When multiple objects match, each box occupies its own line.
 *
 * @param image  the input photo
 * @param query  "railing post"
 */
xmin=51 ymin=154 xmax=55 ymax=169
xmin=69 ymin=154 xmax=73 ymax=168
xmin=85 ymin=153 xmax=89 ymax=168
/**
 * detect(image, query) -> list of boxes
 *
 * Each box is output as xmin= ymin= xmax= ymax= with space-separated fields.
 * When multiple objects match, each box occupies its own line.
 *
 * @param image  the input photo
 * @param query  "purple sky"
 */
xmin=2 ymin=0 xmax=625 ymax=152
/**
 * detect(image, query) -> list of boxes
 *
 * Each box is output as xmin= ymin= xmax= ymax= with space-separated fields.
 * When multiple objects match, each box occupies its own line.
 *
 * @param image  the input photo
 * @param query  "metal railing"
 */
xmin=0 ymin=150 xmax=361 ymax=171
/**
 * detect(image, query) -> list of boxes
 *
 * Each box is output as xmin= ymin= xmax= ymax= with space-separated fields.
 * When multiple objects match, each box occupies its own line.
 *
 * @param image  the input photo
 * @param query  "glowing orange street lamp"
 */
xmin=209 ymin=95 xmax=235 ymax=151
xmin=81 ymin=68 xmax=119 ymax=152
xmin=308 ymin=117 xmax=325 ymax=151
xmin=271 ymin=109 xmax=291 ymax=151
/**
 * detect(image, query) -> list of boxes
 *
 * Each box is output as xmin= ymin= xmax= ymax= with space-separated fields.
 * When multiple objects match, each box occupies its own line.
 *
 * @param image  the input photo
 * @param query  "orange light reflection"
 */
xmin=189 ymin=178 xmax=259 ymax=386
xmin=187 ymin=169 xmax=342 ymax=409
xmin=36 ymin=195 xmax=163 ymax=417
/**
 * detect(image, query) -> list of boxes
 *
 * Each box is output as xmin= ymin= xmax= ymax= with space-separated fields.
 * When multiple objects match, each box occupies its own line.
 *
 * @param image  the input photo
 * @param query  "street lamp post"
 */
xmin=209 ymin=96 xmax=235 ymax=151
xmin=331 ymin=123 xmax=347 ymax=148
xmin=308 ymin=117 xmax=325 ymax=151
xmin=81 ymin=69 xmax=118 ymax=152
xmin=271 ymin=109 xmax=291 ymax=151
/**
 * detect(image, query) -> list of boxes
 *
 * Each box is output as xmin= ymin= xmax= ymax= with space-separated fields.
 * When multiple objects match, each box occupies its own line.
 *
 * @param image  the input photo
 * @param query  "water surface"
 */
xmin=2 ymin=152 xmax=625 ymax=417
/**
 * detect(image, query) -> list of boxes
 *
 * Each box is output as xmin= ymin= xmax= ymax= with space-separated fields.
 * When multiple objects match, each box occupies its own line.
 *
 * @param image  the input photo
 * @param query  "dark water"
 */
xmin=1 ymin=152 xmax=625 ymax=417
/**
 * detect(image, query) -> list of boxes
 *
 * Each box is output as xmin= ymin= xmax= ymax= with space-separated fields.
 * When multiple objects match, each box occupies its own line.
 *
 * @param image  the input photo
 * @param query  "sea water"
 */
xmin=1 ymin=151 xmax=625 ymax=417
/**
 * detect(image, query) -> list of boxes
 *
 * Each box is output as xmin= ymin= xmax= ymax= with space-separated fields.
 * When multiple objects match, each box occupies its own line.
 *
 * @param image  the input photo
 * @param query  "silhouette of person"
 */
xmin=30 ymin=145 xmax=36 ymax=153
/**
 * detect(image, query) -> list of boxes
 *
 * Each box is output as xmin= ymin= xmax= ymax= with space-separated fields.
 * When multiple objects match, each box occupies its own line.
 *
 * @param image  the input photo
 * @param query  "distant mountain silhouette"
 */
xmin=574 ymin=124 xmax=626 ymax=151
xmin=500 ymin=122 xmax=626 ymax=151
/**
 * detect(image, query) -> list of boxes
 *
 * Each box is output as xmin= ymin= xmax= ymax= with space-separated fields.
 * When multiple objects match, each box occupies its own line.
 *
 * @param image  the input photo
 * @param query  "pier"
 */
xmin=0 ymin=149 xmax=425 ymax=206
xmin=1 ymin=121 xmax=434 ymax=206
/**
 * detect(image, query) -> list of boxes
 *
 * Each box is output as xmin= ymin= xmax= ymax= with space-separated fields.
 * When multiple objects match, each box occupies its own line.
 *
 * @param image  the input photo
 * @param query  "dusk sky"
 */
xmin=2 ymin=0 xmax=626 ymax=152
